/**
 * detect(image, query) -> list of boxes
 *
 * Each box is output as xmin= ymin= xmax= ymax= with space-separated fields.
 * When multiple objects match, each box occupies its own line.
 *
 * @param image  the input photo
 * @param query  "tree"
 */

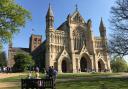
xmin=13 ymin=53 xmax=34 ymax=72
xmin=111 ymin=56 xmax=128 ymax=72
xmin=0 ymin=0 xmax=31 ymax=46
xmin=31 ymin=45 xmax=45 ymax=72
xmin=0 ymin=51 xmax=7 ymax=66
xmin=109 ymin=0 xmax=128 ymax=56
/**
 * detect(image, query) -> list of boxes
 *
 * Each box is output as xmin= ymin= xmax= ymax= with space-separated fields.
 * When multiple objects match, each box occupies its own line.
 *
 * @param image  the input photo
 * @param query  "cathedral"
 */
xmin=8 ymin=5 xmax=111 ymax=73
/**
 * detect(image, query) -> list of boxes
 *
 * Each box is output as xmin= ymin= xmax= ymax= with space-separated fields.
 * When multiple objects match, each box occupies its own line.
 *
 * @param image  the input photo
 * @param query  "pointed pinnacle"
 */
xmin=75 ymin=4 xmax=78 ymax=11
xmin=100 ymin=17 xmax=105 ymax=28
xmin=46 ymin=3 xmax=54 ymax=17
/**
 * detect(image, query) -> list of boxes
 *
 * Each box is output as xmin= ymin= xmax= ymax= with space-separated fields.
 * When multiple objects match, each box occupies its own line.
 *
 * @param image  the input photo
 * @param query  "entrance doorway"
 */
xmin=98 ymin=59 xmax=105 ymax=72
xmin=61 ymin=60 xmax=67 ymax=73
xmin=98 ymin=61 xmax=102 ymax=72
xmin=80 ymin=57 xmax=87 ymax=72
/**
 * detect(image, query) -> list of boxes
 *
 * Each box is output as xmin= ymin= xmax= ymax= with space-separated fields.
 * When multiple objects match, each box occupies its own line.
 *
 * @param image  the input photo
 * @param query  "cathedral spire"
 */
xmin=99 ymin=17 xmax=105 ymax=29
xmin=46 ymin=3 xmax=54 ymax=30
xmin=99 ymin=17 xmax=106 ymax=38
xmin=46 ymin=3 xmax=54 ymax=17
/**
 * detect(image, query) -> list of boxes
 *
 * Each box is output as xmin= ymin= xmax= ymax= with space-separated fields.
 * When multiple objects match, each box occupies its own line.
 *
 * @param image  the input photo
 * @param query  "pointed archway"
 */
xmin=80 ymin=53 xmax=92 ymax=72
xmin=80 ymin=57 xmax=87 ymax=72
xmin=98 ymin=59 xmax=105 ymax=72
xmin=61 ymin=60 xmax=67 ymax=73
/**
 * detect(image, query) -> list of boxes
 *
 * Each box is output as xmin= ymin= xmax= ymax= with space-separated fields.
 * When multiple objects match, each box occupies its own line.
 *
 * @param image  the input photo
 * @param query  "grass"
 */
xmin=0 ymin=73 xmax=128 ymax=89
xmin=56 ymin=72 xmax=117 ymax=79
xmin=57 ymin=77 xmax=128 ymax=89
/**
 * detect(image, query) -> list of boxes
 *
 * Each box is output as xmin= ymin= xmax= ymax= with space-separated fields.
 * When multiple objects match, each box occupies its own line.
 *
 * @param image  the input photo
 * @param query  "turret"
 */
xmin=67 ymin=14 xmax=71 ymax=25
xmin=46 ymin=4 xmax=54 ymax=31
xmin=45 ymin=4 xmax=54 ymax=69
xmin=99 ymin=18 xmax=107 ymax=50
xmin=99 ymin=18 xmax=106 ymax=38
xmin=87 ymin=19 xmax=95 ymax=54
xmin=87 ymin=19 xmax=93 ymax=40
xmin=87 ymin=19 xmax=92 ymax=31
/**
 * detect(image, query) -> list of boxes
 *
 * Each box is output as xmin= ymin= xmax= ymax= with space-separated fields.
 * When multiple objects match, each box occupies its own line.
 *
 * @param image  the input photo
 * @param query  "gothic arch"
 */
xmin=57 ymin=48 xmax=72 ymax=73
xmin=97 ymin=59 xmax=106 ymax=72
xmin=97 ymin=52 xmax=103 ymax=59
xmin=79 ymin=53 xmax=92 ymax=72
xmin=58 ymin=56 xmax=71 ymax=73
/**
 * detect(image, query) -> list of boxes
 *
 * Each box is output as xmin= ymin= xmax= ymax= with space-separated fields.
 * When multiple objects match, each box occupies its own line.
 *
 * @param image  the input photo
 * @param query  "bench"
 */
xmin=21 ymin=78 xmax=55 ymax=89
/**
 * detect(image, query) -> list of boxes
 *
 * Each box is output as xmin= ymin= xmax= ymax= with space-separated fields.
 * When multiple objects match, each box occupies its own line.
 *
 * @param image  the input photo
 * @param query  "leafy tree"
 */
xmin=13 ymin=53 xmax=34 ymax=72
xmin=0 ymin=51 xmax=7 ymax=66
xmin=0 ymin=0 xmax=31 ymax=46
xmin=111 ymin=56 xmax=128 ymax=72
xmin=109 ymin=0 xmax=128 ymax=56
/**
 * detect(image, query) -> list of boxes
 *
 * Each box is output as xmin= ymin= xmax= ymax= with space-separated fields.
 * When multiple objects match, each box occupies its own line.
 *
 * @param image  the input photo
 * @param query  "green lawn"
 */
xmin=0 ymin=73 xmax=128 ymax=89
xmin=57 ymin=77 xmax=128 ymax=89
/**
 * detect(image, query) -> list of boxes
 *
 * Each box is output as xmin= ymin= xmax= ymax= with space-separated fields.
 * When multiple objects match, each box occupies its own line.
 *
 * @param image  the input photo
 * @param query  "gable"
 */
xmin=71 ymin=11 xmax=85 ymax=24
xmin=80 ymin=44 xmax=89 ymax=55
xmin=57 ymin=47 xmax=71 ymax=62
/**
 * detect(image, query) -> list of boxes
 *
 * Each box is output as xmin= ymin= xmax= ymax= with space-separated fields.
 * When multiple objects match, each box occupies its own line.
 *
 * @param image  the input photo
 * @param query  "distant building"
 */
xmin=8 ymin=5 xmax=111 ymax=73
xmin=8 ymin=34 xmax=43 ymax=67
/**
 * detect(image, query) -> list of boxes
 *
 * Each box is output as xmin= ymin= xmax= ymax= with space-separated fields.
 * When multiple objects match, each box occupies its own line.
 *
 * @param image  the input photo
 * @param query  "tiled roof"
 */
xmin=11 ymin=47 xmax=30 ymax=53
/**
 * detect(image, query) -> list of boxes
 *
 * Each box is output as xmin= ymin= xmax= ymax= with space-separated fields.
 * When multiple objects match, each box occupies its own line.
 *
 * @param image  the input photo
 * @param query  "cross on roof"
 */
xmin=75 ymin=4 xmax=78 ymax=11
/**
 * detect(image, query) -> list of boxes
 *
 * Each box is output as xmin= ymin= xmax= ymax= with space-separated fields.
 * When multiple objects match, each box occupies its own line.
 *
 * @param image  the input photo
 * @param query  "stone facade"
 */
xmin=45 ymin=5 xmax=111 ymax=73
xmin=8 ymin=5 xmax=111 ymax=73
xmin=8 ymin=34 xmax=42 ymax=67
xmin=29 ymin=34 xmax=42 ymax=52
xmin=8 ymin=44 xmax=30 ymax=67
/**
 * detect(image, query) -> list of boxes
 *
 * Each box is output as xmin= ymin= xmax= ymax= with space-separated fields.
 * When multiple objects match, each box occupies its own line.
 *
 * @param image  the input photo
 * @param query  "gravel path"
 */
xmin=0 ymin=73 xmax=26 ymax=79
xmin=0 ymin=73 xmax=26 ymax=88
xmin=0 ymin=82 xmax=20 ymax=88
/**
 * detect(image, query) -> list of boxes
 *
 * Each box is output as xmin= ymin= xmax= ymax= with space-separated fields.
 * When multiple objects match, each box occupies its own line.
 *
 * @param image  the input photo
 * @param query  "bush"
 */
xmin=111 ymin=56 xmax=128 ymax=72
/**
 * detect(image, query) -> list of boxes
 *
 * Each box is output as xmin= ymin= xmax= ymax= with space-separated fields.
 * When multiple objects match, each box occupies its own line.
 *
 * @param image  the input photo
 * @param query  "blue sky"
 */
xmin=4 ymin=0 xmax=115 ymax=55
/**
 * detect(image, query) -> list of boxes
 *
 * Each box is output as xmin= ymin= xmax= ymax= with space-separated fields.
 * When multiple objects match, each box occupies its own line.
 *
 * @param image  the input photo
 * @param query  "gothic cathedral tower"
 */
xmin=45 ymin=4 xmax=54 ymax=69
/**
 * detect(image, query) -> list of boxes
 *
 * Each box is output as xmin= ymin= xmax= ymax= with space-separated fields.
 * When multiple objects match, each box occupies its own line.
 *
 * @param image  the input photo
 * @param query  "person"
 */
xmin=0 ymin=67 xmax=1 ymax=73
xmin=3 ymin=66 xmax=6 ymax=73
xmin=45 ymin=69 xmax=49 ymax=79
xmin=85 ymin=68 xmax=87 ymax=72
xmin=35 ymin=72 xmax=40 ymax=79
xmin=35 ymin=66 xmax=39 ymax=73
xmin=6 ymin=67 xmax=10 ymax=73
xmin=78 ymin=68 xmax=81 ymax=73
xmin=28 ymin=71 xmax=32 ymax=79
xmin=48 ymin=66 xmax=54 ymax=79
xmin=35 ymin=66 xmax=40 ymax=79
xmin=53 ymin=68 xmax=58 ymax=82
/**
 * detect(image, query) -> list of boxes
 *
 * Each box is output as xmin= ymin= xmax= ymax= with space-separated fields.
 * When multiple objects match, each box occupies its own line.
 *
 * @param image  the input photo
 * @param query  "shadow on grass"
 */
xmin=0 ymin=73 xmax=128 ymax=89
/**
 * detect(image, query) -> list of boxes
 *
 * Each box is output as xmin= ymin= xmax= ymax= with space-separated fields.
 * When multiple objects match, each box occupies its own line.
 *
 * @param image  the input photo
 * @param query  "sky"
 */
xmin=3 ymin=0 xmax=117 ymax=57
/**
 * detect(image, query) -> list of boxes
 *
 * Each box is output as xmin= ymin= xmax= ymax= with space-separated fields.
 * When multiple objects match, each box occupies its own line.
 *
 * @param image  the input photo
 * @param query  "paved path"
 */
xmin=0 ymin=82 xmax=20 ymax=88
xmin=0 ymin=73 xmax=26 ymax=79
xmin=0 ymin=73 xmax=26 ymax=88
